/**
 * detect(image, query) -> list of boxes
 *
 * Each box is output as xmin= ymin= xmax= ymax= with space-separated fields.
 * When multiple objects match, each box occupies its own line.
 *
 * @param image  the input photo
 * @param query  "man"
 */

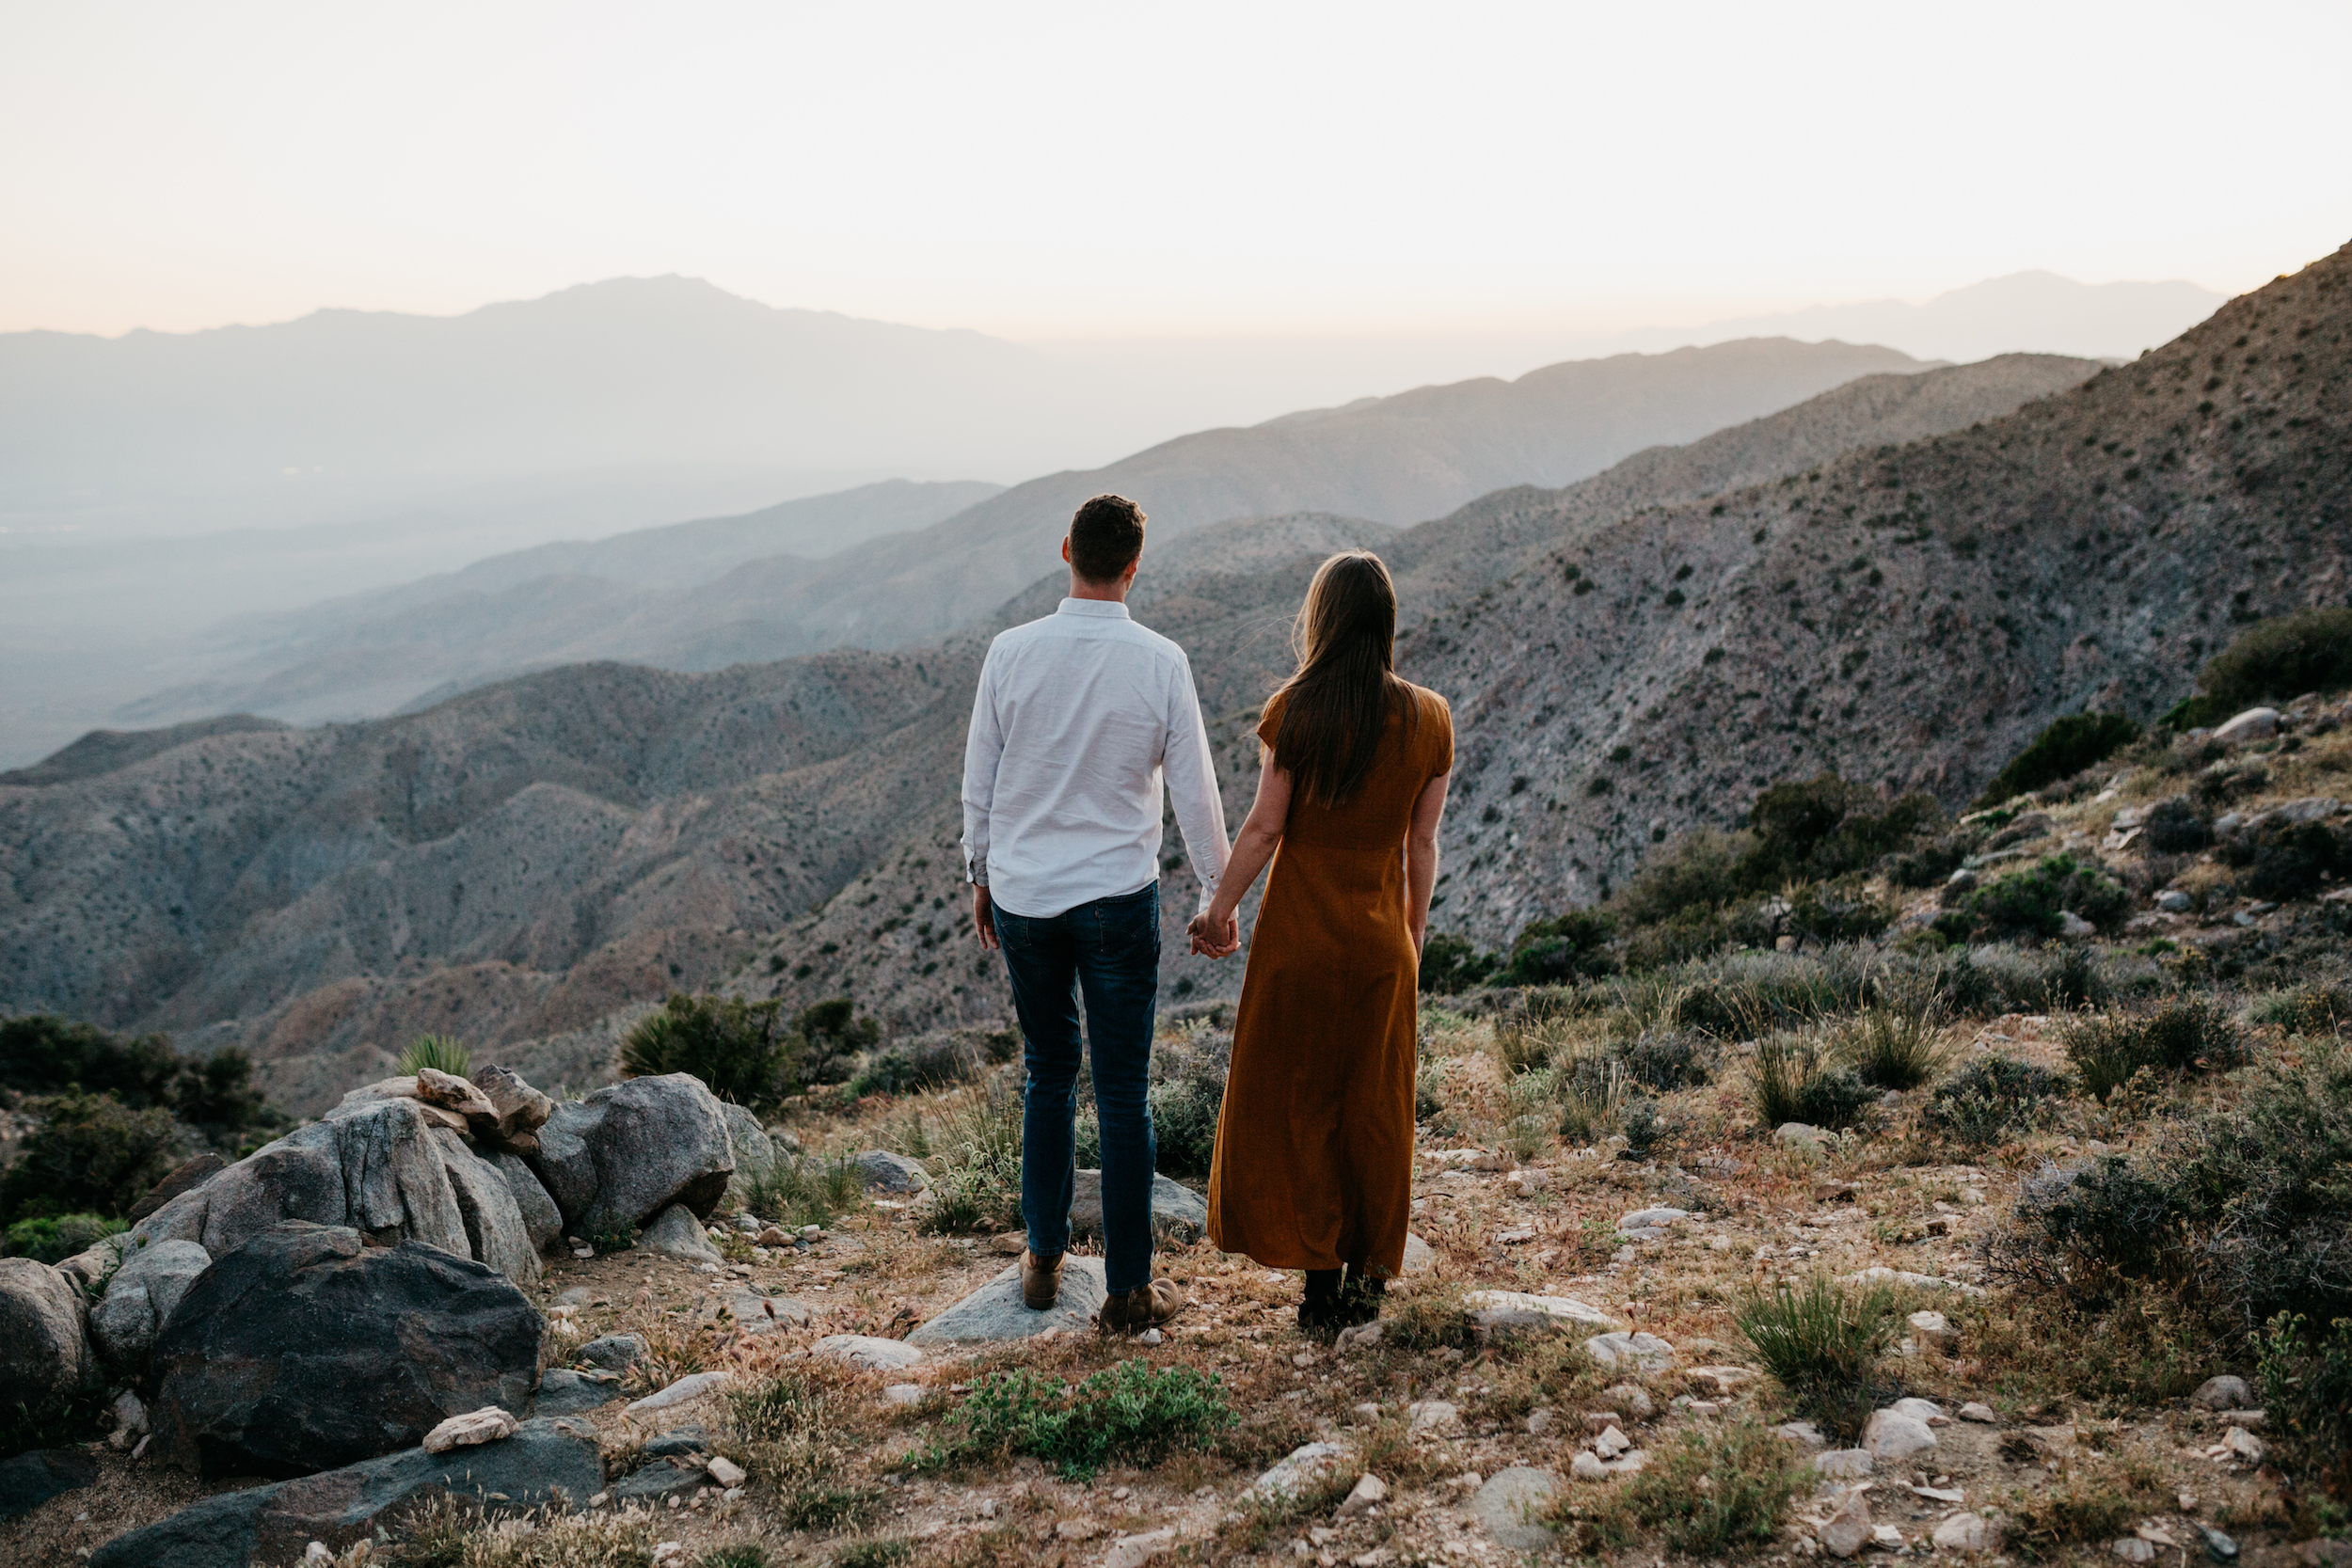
xmin=961 ymin=493 xmax=1230 ymax=1334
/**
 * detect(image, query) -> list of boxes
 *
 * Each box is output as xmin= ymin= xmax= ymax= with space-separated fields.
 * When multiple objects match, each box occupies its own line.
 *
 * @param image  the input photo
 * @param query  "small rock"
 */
xmin=1890 ymin=1397 xmax=1948 ymax=1425
xmin=814 ymin=1335 xmax=925 ymax=1371
xmin=2211 ymin=708 xmax=2280 ymax=746
xmin=706 ymin=1455 xmax=747 ymax=1487
xmin=421 ymin=1406 xmax=519 ymax=1454
xmin=2191 ymin=1376 xmax=2252 ymax=1411
xmin=1815 ymin=1449 xmax=1874 ymax=1479
xmin=1525 ymin=1408 xmax=1555 ymax=1435
xmin=1583 ymin=1330 xmax=1675 ymax=1371
xmin=623 ymin=1372 xmax=732 ymax=1417
xmin=1934 ymin=1513 xmax=2000 ymax=1554
xmin=1470 ymin=1466 xmax=1559 ymax=1552
xmin=580 ymin=1333 xmax=649 ymax=1371
xmin=1570 ymin=1451 xmax=1609 ymax=1481
xmin=1334 ymin=1473 xmax=1389 ymax=1519
xmin=2198 ymin=1526 xmax=2239 ymax=1562
xmin=1818 ymin=1487 xmax=1872 ymax=1559
xmin=1959 ymin=1402 xmax=1998 ymax=1423
xmin=1600 ymin=1384 xmax=1655 ymax=1419
xmin=1252 ymin=1442 xmax=1350 ymax=1498
xmin=1463 ymin=1290 xmax=1619 ymax=1329
xmin=305 ymin=1543 xmax=333 ymax=1564
xmin=1686 ymin=1366 xmax=1759 ymax=1397
xmin=1594 ymin=1425 xmax=1630 ymax=1457
xmin=640 ymin=1203 xmax=724 ymax=1262
xmin=882 ymin=1385 xmax=925 ymax=1406
xmin=2115 ymin=1538 xmax=2158 ymax=1562
xmin=1335 ymin=1322 xmax=1384 ymax=1353
xmin=1104 ymin=1527 xmax=1179 ymax=1568
xmin=2222 ymin=1427 xmax=2264 ymax=1465
xmin=1775 ymin=1420 xmax=1827 ymax=1449
xmin=1776 ymin=1123 xmax=1824 ymax=1145
xmin=904 ymin=1256 xmax=1108 ymax=1344
xmin=2157 ymin=890 xmax=2194 ymax=912
xmin=852 ymin=1150 xmax=929 ymax=1193
xmin=1407 ymin=1400 xmax=1461 ymax=1433
xmin=1907 ymin=1310 xmax=1954 ymax=1349
xmin=1863 ymin=1409 xmax=1937 ymax=1461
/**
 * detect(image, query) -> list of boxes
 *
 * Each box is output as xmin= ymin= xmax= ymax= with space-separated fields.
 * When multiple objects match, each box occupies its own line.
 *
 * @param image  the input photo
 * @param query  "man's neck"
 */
xmin=1068 ymin=573 xmax=1133 ymax=604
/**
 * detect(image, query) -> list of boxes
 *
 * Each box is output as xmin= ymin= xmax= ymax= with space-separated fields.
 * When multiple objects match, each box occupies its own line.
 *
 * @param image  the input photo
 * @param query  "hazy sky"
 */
xmin=4 ymin=1 xmax=2348 ymax=341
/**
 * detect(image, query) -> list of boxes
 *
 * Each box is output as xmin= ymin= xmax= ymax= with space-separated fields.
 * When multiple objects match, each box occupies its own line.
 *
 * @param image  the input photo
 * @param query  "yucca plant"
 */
xmin=1835 ymin=1006 xmax=1949 ymax=1091
xmin=397 ymin=1034 xmax=470 ymax=1078
xmin=1750 ymin=1033 xmax=1873 ymax=1129
xmin=1737 ymin=1274 xmax=1899 ymax=1437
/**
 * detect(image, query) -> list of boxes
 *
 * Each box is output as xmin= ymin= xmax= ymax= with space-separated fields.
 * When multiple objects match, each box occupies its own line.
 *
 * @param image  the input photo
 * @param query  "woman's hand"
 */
xmin=1187 ymin=908 xmax=1240 ymax=958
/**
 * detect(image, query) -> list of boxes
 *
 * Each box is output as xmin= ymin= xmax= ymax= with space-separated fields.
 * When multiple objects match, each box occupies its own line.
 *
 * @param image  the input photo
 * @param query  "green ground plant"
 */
xmin=2258 ymin=1311 xmax=2352 ymax=1503
xmin=396 ymin=1033 xmax=473 ymax=1078
xmin=1 ymin=1211 xmax=123 ymax=1261
xmin=0 ymin=1090 xmax=181 ymax=1223
xmin=2060 ymin=996 xmax=2243 ymax=1101
xmin=1574 ymin=1416 xmax=1809 ymax=1556
xmin=2166 ymin=606 xmax=2352 ymax=727
xmin=621 ymin=994 xmax=791 ymax=1107
xmin=1736 ymin=1275 xmax=1900 ymax=1437
xmin=741 ymin=1153 xmax=864 ymax=1229
xmin=1975 ymin=712 xmax=2143 ymax=808
xmin=1921 ymin=1056 xmax=2069 ymax=1148
xmin=1938 ymin=852 xmax=2130 ymax=942
xmin=917 ymin=1361 xmax=1235 ymax=1481
xmin=917 ymin=1078 xmax=1024 ymax=1235
xmin=1834 ymin=1006 xmax=1947 ymax=1090
xmin=1750 ymin=1035 xmax=1875 ymax=1131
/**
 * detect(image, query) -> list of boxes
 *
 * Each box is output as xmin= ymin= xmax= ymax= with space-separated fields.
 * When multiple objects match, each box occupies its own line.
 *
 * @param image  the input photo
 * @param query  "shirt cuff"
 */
xmin=967 ymin=855 xmax=989 ymax=888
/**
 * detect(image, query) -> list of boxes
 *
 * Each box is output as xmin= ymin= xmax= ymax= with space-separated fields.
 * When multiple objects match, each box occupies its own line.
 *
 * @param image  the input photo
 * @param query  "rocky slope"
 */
xmin=0 ymin=340 xmax=2137 ymax=1104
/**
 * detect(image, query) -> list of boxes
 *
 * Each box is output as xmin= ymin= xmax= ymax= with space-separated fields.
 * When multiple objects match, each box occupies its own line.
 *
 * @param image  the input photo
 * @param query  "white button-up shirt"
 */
xmin=961 ymin=597 xmax=1230 ymax=919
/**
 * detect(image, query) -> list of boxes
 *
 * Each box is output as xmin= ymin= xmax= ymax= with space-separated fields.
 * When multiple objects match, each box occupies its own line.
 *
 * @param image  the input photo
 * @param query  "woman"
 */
xmin=1189 ymin=551 xmax=1451 ymax=1329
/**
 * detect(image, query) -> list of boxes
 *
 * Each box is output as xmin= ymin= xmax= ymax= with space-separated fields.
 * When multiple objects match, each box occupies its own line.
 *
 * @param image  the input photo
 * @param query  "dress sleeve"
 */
xmin=1425 ymin=689 xmax=1454 ymax=778
xmin=1254 ymin=692 xmax=1287 ymax=752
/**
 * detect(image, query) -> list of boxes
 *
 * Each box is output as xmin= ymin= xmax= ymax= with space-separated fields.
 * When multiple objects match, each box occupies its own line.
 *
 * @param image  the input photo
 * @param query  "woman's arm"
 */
xmin=1188 ymin=743 xmax=1291 ymax=957
xmin=1404 ymin=770 xmax=1451 ymax=957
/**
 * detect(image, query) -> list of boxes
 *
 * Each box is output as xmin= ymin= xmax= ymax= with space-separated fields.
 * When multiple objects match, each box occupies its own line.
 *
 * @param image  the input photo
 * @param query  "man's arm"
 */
xmin=961 ymin=649 xmax=1003 ymax=948
xmin=1160 ymin=653 xmax=1231 ymax=913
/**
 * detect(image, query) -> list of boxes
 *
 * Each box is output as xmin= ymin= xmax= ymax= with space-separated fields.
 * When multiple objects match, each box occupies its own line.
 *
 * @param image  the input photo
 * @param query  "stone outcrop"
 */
xmin=430 ymin=1130 xmax=541 ymax=1288
xmin=489 ymin=1149 xmax=564 ymax=1255
xmin=1067 ymin=1169 xmax=1208 ymax=1244
xmin=87 ymin=1238 xmax=211 ymax=1370
xmin=149 ymin=1223 xmax=542 ymax=1479
xmin=88 ymin=1416 xmax=602 ymax=1568
xmin=721 ymin=1102 xmax=776 ymax=1209
xmin=0 ymin=1257 xmax=94 ymax=1410
xmin=529 ymin=1073 xmax=733 ymax=1234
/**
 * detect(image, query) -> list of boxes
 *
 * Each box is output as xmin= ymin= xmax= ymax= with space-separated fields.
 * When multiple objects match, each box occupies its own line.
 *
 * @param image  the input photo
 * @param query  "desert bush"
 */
xmin=2183 ymin=606 xmax=2352 ymax=721
xmin=1993 ymin=1038 xmax=2352 ymax=1331
xmin=1833 ymin=1006 xmax=1948 ymax=1090
xmin=2258 ymin=1311 xmax=2352 ymax=1503
xmin=2003 ymin=1453 xmax=2171 ymax=1560
xmin=1744 ymin=774 xmax=1943 ymax=885
xmin=2141 ymin=796 xmax=2212 ymax=853
xmin=397 ymin=1033 xmax=472 ymax=1079
xmin=1615 ymin=1028 xmax=1710 ymax=1090
xmin=1 ymin=1212 xmax=123 ymax=1262
xmin=2250 ymin=981 xmax=2351 ymax=1036
xmin=2060 ymin=996 xmax=2243 ymax=1101
xmin=1501 ymin=911 xmax=1617 ymax=985
xmin=0 ymin=1091 xmax=183 ymax=1223
xmin=622 ymin=993 xmax=793 ymax=1107
xmin=1575 ymin=1416 xmax=1808 ymax=1555
xmin=0 ymin=1016 xmax=281 ymax=1147
xmin=1750 ymin=1035 xmax=1875 ymax=1130
xmin=794 ymin=997 xmax=883 ymax=1085
xmin=849 ymin=1026 xmax=1016 ymax=1101
xmin=1418 ymin=932 xmax=1497 ymax=995
xmin=1613 ymin=827 xmax=1754 ymax=927
xmin=917 ymin=1361 xmax=1234 ymax=1481
xmin=740 ymin=1152 xmax=863 ymax=1228
xmin=1922 ymin=1057 xmax=2069 ymax=1148
xmin=1737 ymin=1274 xmax=1900 ymax=1437
xmin=1975 ymin=712 xmax=2143 ymax=809
xmin=918 ymin=1078 xmax=1025 ymax=1235
xmin=1938 ymin=852 xmax=2129 ymax=942
xmin=2218 ymin=816 xmax=2350 ymax=902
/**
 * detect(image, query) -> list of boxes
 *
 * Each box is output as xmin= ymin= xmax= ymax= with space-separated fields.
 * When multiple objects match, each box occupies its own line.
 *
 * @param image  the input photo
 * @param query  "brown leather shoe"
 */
xmin=1021 ymin=1249 xmax=1064 ymax=1310
xmin=1096 ymin=1276 xmax=1187 ymax=1335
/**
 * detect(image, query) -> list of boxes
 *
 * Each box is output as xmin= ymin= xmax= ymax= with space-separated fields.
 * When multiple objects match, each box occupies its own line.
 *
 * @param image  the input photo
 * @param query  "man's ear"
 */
xmin=1061 ymin=537 xmax=1073 ymax=566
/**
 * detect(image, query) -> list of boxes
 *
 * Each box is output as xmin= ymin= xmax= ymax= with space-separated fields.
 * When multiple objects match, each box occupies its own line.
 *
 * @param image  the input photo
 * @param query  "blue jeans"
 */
xmin=993 ymin=880 xmax=1160 ymax=1296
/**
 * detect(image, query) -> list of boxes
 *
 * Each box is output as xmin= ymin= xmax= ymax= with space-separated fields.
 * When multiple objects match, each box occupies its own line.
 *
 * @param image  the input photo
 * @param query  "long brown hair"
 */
xmin=1266 ymin=551 xmax=1417 ymax=809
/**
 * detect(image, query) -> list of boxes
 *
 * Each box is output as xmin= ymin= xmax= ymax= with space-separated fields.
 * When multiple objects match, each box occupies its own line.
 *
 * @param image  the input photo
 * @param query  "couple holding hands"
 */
xmin=961 ymin=494 xmax=1450 ymax=1334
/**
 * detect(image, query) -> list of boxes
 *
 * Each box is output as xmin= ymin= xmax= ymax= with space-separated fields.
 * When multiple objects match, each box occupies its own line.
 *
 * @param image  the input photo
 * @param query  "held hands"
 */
xmin=1187 ymin=908 xmax=1240 ymax=958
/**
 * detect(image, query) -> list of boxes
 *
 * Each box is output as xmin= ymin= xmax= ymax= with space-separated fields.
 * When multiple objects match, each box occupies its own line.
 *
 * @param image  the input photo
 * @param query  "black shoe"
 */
xmin=1337 ymin=1264 xmax=1387 ymax=1327
xmin=1299 ymin=1268 xmax=1343 ymax=1331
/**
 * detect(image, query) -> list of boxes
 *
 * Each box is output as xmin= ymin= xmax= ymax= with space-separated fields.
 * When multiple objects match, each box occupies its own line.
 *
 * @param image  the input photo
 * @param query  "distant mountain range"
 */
xmin=112 ymin=337 xmax=1932 ymax=731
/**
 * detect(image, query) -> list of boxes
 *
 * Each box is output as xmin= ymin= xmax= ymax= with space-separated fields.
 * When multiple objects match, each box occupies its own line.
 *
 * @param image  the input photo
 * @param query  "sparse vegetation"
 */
xmin=1575 ymin=1416 xmax=1809 ymax=1555
xmin=396 ymin=1033 xmax=473 ymax=1079
xmin=1832 ymin=1004 xmax=1947 ymax=1090
xmin=2168 ymin=605 xmax=2352 ymax=727
xmin=1975 ymin=711 xmax=2142 ymax=808
xmin=0 ymin=1089 xmax=183 ymax=1224
xmin=1736 ymin=1275 xmax=1899 ymax=1437
xmin=622 ymin=993 xmax=792 ymax=1107
xmin=1750 ymin=1033 xmax=1874 ymax=1131
xmin=917 ymin=1361 xmax=1235 ymax=1481
xmin=2059 ymin=995 xmax=2243 ymax=1101
xmin=1921 ymin=1055 xmax=2068 ymax=1148
xmin=1 ymin=1210 xmax=122 ymax=1262
xmin=1937 ymin=851 xmax=2129 ymax=942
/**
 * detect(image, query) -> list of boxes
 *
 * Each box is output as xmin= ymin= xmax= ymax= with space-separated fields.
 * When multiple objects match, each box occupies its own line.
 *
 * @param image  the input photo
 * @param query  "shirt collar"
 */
xmin=1057 ymin=597 xmax=1133 ymax=620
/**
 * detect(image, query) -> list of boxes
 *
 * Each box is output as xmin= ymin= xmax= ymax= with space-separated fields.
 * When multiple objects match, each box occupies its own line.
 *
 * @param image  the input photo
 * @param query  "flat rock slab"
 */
xmin=532 ymin=1369 xmax=624 ymax=1417
xmin=88 ymin=1416 xmax=602 ymax=1568
xmin=906 ymin=1256 xmax=1108 ymax=1344
xmin=580 ymin=1332 xmax=648 ymax=1371
xmin=1471 ymin=1466 xmax=1560 ymax=1552
xmin=640 ymin=1203 xmax=723 ymax=1262
xmin=1402 ymin=1232 xmax=1437 ymax=1275
xmin=0 ymin=1448 xmax=99 ymax=1524
xmin=1583 ymin=1330 xmax=1675 ymax=1370
xmin=1068 ymin=1170 xmax=1209 ymax=1244
xmin=815 ymin=1335 xmax=926 ymax=1371
xmin=1464 ymin=1290 xmax=1621 ymax=1329
xmin=612 ymin=1455 xmax=707 ymax=1504
xmin=724 ymin=1292 xmax=817 ymax=1335
xmin=623 ymin=1371 xmax=732 ymax=1417
xmin=1251 ymin=1442 xmax=1350 ymax=1498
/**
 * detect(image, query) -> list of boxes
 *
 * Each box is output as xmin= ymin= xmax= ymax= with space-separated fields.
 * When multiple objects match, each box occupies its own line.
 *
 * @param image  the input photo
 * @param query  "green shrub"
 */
xmin=1750 ymin=1035 xmax=1874 ymax=1130
xmin=741 ymin=1154 xmax=863 ymax=1229
xmin=0 ymin=1016 xmax=281 ymax=1146
xmin=0 ymin=1091 xmax=183 ymax=1223
xmin=918 ymin=1361 xmax=1234 ymax=1481
xmin=1922 ymin=1056 xmax=2068 ymax=1147
xmin=2060 ymin=996 xmax=2243 ymax=1101
xmin=1615 ymin=1029 xmax=1710 ymax=1090
xmin=1834 ymin=1006 xmax=1947 ymax=1090
xmin=1975 ymin=713 xmax=2143 ymax=809
xmin=1938 ymin=852 xmax=2129 ymax=942
xmin=1 ymin=1212 xmax=123 ymax=1263
xmin=1737 ymin=1275 xmax=1900 ymax=1438
xmin=1502 ymin=911 xmax=1617 ymax=985
xmin=795 ymin=997 xmax=882 ymax=1085
xmin=396 ymin=1033 xmax=471 ymax=1078
xmin=1579 ymin=1416 xmax=1809 ymax=1554
xmin=622 ymin=994 xmax=794 ymax=1106
xmin=1613 ymin=828 xmax=1754 ymax=927
xmin=2218 ymin=816 xmax=2350 ymax=902
xmin=2250 ymin=982 xmax=2352 ymax=1037
xmin=2195 ymin=606 xmax=2352 ymax=714
xmin=1419 ymin=933 xmax=1497 ymax=995
xmin=917 ymin=1080 xmax=1024 ymax=1235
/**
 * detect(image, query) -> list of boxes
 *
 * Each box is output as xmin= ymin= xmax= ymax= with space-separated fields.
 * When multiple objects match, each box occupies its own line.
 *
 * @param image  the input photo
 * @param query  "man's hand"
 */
xmin=972 ymin=885 xmax=999 ymax=951
xmin=1187 ymin=909 xmax=1239 ymax=958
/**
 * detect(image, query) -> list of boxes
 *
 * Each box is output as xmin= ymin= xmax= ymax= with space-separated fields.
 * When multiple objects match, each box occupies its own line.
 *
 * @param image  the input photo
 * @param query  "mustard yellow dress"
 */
xmin=1206 ymin=686 xmax=1453 ymax=1275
